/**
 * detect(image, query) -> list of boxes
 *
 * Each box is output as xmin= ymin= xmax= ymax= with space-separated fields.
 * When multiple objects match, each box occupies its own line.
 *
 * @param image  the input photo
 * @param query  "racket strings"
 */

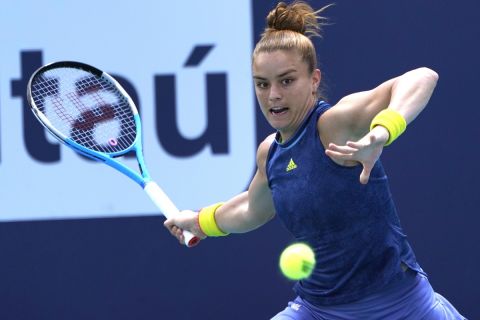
xmin=51 ymin=95 xmax=75 ymax=124
xmin=90 ymin=90 xmax=135 ymax=152
xmin=31 ymin=67 xmax=137 ymax=154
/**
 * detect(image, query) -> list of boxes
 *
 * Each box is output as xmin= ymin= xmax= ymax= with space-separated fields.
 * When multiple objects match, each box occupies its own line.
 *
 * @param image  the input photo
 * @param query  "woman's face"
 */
xmin=253 ymin=49 xmax=320 ymax=141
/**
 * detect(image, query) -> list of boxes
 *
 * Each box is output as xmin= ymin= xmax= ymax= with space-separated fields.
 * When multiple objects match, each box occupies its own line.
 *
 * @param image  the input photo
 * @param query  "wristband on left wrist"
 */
xmin=370 ymin=108 xmax=407 ymax=146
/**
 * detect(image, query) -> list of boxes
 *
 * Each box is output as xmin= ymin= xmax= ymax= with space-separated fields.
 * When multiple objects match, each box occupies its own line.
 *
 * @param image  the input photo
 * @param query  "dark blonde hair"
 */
xmin=253 ymin=1 xmax=332 ymax=97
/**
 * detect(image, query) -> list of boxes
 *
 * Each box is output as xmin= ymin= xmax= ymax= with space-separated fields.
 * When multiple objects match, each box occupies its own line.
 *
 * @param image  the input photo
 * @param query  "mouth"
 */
xmin=270 ymin=106 xmax=289 ymax=115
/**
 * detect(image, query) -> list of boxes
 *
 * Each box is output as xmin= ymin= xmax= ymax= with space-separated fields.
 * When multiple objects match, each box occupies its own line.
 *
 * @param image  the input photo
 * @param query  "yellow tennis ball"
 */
xmin=279 ymin=243 xmax=316 ymax=280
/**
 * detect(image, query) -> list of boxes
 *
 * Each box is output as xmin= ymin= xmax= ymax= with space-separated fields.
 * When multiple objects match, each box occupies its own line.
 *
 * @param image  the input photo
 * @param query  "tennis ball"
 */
xmin=279 ymin=243 xmax=316 ymax=280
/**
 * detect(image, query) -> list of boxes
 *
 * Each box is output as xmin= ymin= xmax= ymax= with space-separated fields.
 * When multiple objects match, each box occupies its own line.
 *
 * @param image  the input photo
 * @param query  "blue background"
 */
xmin=1 ymin=1 xmax=478 ymax=319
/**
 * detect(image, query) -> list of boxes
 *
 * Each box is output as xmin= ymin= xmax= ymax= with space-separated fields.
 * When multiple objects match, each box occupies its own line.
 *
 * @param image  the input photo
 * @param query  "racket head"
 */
xmin=27 ymin=61 xmax=139 ymax=158
xmin=26 ymin=61 xmax=198 ymax=247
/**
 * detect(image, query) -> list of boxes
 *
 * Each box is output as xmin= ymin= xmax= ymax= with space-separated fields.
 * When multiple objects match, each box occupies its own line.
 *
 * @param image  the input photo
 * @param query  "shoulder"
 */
xmin=319 ymin=95 xmax=367 ymax=130
xmin=317 ymin=86 xmax=391 ymax=146
xmin=257 ymin=133 xmax=276 ymax=161
xmin=316 ymin=101 xmax=354 ymax=147
xmin=256 ymin=133 xmax=276 ymax=174
xmin=318 ymin=77 xmax=400 ymax=143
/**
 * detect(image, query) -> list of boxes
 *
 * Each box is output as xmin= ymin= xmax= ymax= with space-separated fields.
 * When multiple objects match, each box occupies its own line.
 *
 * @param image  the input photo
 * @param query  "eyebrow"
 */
xmin=253 ymin=68 xmax=297 ymax=80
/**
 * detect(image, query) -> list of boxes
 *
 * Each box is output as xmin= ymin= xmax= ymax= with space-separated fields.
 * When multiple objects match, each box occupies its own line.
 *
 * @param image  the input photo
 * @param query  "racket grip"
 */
xmin=144 ymin=181 xmax=200 ymax=247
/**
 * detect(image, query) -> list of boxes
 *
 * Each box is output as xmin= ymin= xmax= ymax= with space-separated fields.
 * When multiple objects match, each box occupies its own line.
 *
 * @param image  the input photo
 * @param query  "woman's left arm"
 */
xmin=382 ymin=67 xmax=439 ymax=124
xmin=321 ymin=67 xmax=439 ymax=183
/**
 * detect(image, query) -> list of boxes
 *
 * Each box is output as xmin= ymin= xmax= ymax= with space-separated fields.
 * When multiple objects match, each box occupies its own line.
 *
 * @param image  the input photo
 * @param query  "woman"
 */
xmin=164 ymin=1 xmax=465 ymax=319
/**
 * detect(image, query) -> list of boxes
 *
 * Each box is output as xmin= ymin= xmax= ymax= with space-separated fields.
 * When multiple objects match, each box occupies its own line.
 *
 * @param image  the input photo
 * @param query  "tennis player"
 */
xmin=164 ymin=1 xmax=466 ymax=319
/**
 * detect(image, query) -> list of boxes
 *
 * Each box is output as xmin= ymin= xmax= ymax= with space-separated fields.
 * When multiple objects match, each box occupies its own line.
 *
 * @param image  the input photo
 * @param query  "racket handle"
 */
xmin=144 ymin=181 xmax=200 ymax=247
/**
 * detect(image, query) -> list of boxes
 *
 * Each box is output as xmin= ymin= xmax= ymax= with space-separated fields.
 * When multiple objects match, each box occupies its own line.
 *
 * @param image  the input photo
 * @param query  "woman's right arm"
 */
xmin=215 ymin=138 xmax=276 ymax=233
xmin=163 ymin=134 xmax=276 ymax=243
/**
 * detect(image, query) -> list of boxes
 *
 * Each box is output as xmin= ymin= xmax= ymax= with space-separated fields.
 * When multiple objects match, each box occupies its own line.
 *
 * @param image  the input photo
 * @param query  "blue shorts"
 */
xmin=271 ymin=272 xmax=466 ymax=320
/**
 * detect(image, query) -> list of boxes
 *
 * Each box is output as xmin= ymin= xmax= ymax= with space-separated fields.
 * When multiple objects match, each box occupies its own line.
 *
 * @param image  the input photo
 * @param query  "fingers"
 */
xmin=163 ymin=219 xmax=185 ymax=244
xmin=172 ymin=226 xmax=185 ymax=244
xmin=325 ymin=143 xmax=358 ymax=160
xmin=326 ymin=138 xmax=381 ymax=185
xmin=346 ymin=134 xmax=377 ymax=149
xmin=327 ymin=142 xmax=358 ymax=154
xmin=360 ymin=165 xmax=372 ymax=184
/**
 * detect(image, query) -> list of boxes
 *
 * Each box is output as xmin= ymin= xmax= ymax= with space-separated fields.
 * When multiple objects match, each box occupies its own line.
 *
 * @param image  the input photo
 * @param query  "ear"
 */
xmin=312 ymin=69 xmax=321 ymax=94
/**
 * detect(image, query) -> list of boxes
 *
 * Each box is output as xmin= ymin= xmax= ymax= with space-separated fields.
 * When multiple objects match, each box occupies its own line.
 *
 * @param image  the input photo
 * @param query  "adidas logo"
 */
xmin=286 ymin=158 xmax=297 ymax=172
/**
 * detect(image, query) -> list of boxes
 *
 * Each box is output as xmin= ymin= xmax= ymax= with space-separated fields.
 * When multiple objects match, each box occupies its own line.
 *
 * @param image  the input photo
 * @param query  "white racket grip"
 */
xmin=144 ymin=181 xmax=200 ymax=247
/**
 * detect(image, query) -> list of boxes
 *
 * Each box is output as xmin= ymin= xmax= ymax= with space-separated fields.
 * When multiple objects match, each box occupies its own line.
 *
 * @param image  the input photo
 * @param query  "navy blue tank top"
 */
xmin=266 ymin=101 xmax=421 ymax=305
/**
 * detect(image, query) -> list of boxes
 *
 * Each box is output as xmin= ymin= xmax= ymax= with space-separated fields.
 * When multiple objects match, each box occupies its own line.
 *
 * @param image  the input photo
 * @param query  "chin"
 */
xmin=267 ymin=119 xmax=284 ymax=131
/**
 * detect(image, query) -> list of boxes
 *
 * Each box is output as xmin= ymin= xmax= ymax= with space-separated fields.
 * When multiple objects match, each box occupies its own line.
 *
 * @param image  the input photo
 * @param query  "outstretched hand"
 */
xmin=325 ymin=127 xmax=389 ymax=184
xmin=164 ymin=210 xmax=207 ymax=245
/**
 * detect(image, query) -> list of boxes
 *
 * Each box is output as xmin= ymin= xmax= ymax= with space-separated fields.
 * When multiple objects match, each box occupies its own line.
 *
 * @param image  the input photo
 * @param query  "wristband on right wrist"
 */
xmin=198 ymin=202 xmax=228 ymax=237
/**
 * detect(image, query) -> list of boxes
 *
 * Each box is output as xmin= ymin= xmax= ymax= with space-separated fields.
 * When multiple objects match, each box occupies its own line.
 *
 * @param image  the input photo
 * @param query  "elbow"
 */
xmin=418 ymin=67 xmax=439 ymax=86
xmin=253 ymin=210 xmax=276 ymax=227
xmin=264 ymin=211 xmax=276 ymax=223
xmin=248 ymin=209 xmax=276 ymax=231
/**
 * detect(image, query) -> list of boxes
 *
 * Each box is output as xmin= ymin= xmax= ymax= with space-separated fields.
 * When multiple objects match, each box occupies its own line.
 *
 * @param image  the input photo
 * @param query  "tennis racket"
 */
xmin=27 ymin=61 xmax=200 ymax=247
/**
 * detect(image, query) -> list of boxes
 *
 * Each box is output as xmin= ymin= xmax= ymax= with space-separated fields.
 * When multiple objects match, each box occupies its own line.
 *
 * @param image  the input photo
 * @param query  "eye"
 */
xmin=255 ymin=81 xmax=269 ymax=89
xmin=282 ymin=78 xmax=294 ymax=86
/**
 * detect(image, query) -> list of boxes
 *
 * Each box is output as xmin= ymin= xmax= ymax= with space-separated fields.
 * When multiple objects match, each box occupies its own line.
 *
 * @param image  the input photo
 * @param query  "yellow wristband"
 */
xmin=198 ymin=202 xmax=228 ymax=237
xmin=370 ymin=109 xmax=407 ymax=146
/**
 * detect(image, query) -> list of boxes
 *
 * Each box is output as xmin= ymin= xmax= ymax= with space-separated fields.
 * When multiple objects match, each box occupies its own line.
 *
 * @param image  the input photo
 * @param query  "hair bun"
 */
xmin=265 ymin=1 xmax=330 ymax=38
xmin=267 ymin=2 xmax=305 ymax=34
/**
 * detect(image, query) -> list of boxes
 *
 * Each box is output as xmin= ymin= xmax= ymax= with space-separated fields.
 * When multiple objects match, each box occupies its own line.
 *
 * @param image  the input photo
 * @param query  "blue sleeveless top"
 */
xmin=266 ymin=101 xmax=421 ymax=306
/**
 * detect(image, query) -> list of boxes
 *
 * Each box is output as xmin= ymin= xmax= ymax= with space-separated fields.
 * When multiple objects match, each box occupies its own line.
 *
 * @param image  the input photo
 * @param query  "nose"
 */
xmin=268 ymin=83 xmax=281 ymax=102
